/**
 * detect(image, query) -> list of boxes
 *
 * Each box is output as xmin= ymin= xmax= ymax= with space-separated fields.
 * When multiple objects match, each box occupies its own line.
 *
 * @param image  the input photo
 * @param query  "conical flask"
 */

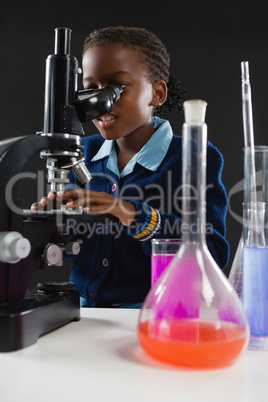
xmin=229 ymin=62 xmax=268 ymax=349
xmin=137 ymin=100 xmax=250 ymax=369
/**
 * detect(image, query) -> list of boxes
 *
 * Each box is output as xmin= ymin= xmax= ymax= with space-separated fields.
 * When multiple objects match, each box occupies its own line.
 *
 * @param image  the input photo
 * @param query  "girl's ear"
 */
xmin=150 ymin=80 xmax=167 ymax=107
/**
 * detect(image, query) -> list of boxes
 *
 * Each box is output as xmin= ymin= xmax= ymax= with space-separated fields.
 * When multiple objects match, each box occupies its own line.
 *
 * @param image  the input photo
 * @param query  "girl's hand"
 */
xmin=31 ymin=191 xmax=58 ymax=211
xmin=57 ymin=189 xmax=135 ymax=226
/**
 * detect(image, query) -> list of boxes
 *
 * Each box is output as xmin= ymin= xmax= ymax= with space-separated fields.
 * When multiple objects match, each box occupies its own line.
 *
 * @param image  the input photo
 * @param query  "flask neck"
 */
xmin=181 ymin=123 xmax=207 ymax=245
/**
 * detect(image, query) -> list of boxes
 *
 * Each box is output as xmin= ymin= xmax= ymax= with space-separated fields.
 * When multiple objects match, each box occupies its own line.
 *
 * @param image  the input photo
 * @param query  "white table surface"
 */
xmin=0 ymin=307 xmax=267 ymax=402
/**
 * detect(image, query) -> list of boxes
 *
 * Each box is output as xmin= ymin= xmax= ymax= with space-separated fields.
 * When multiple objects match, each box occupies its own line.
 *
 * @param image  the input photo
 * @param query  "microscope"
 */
xmin=0 ymin=28 xmax=123 ymax=352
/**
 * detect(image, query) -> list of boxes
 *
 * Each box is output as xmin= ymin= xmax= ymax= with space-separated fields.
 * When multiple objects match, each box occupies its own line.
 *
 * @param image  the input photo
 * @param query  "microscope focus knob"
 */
xmin=0 ymin=231 xmax=31 ymax=263
xmin=44 ymin=243 xmax=62 ymax=266
xmin=65 ymin=242 xmax=81 ymax=255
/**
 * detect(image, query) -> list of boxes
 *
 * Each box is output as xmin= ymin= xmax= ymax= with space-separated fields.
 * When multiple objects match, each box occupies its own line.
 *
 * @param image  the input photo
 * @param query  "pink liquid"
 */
xmin=152 ymin=256 xmax=202 ymax=319
xmin=151 ymin=254 xmax=175 ymax=287
xmin=151 ymin=254 xmax=241 ymax=324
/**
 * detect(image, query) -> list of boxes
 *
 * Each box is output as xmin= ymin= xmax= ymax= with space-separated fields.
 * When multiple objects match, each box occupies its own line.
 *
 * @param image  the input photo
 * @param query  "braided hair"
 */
xmin=82 ymin=26 xmax=186 ymax=118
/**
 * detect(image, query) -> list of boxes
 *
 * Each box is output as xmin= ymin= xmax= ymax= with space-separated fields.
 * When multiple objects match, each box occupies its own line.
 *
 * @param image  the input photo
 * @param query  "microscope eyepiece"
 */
xmin=105 ymin=83 xmax=124 ymax=102
xmin=54 ymin=27 xmax=72 ymax=55
xmin=75 ymin=83 xmax=125 ymax=122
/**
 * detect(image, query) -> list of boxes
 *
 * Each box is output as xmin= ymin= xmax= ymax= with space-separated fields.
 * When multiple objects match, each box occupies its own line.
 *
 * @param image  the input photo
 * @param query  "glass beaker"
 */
xmin=151 ymin=239 xmax=181 ymax=287
xmin=242 ymin=146 xmax=268 ymax=350
xmin=229 ymin=201 xmax=266 ymax=300
xmin=137 ymin=100 xmax=249 ymax=369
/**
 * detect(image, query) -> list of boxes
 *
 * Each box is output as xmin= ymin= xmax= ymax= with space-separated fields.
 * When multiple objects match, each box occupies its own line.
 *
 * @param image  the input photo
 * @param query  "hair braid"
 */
xmin=83 ymin=26 xmax=186 ymax=118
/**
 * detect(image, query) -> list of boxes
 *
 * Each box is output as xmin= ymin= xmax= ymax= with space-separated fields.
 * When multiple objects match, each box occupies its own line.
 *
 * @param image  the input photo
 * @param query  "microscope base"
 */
xmin=0 ymin=285 xmax=80 ymax=352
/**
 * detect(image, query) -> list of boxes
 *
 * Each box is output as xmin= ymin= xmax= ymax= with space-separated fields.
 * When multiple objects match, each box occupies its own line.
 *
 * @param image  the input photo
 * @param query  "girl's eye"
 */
xmin=83 ymin=85 xmax=98 ymax=90
xmin=114 ymin=82 xmax=129 ymax=88
xmin=83 ymin=83 xmax=129 ymax=90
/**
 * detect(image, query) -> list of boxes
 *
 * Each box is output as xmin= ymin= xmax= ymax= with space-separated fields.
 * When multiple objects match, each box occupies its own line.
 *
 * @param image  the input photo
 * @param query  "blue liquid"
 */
xmin=243 ymin=246 xmax=268 ymax=336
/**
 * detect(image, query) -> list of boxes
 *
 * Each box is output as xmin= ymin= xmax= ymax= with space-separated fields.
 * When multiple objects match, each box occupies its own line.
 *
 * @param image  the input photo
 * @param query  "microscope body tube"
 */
xmin=42 ymin=27 xmax=91 ymax=188
xmin=43 ymin=28 xmax=124 ymax=135
xmin=42 ymin=28 xmax=124 ymax=190
xmin=43 ymin=28 xmax=84 ymax=136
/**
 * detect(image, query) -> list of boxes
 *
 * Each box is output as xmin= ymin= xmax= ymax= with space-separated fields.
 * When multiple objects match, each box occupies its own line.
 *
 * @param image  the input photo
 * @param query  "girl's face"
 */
xmin=82 ymin=43 xmax=156 ymax=141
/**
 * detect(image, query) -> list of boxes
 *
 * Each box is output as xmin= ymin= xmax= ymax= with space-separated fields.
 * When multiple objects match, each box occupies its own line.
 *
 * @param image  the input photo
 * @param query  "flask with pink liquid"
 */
xmin=137 ymin=100 xmax=249 ymax=369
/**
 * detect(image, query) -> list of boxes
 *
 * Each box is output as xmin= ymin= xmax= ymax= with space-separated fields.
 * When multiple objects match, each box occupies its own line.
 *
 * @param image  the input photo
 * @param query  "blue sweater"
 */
xmin=68 ymin=118 xmax=229 ymax=307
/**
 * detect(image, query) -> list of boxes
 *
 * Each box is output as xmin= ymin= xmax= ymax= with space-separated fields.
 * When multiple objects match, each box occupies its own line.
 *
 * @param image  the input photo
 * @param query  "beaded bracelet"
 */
xmin=139 ymin=209 xmax=161 ymax=242
xmin=133 ymin=206 xmax=160 ymax=240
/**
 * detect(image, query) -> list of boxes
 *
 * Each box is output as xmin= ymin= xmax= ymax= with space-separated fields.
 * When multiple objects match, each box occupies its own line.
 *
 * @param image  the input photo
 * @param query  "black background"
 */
xmin=1 ymin=0 xmax=268 ymax=281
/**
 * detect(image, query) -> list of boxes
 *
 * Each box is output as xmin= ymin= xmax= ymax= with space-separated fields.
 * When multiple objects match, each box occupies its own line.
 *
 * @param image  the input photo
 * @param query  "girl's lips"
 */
xmin=97 ymin=113 xmax=117 ymax=128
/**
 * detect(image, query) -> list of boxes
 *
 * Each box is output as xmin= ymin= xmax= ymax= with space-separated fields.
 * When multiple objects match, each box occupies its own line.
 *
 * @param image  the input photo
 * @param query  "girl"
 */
xmin=32 ymin=26 xmax=229 ymax=308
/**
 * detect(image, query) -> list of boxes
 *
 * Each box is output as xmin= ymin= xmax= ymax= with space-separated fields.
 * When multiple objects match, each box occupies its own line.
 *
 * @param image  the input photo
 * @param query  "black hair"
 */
xmin=83 ymin=26 xmax=186 ymax=119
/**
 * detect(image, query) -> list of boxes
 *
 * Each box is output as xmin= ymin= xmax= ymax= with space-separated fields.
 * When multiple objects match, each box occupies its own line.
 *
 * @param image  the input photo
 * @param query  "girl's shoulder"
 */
xmin=171 ymin=134 xmax=223 ymax=156
xmin=170 ymin=134 xmax=182 ymax=144
xmin=170 ymin=135 xmax=224 ymax=168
